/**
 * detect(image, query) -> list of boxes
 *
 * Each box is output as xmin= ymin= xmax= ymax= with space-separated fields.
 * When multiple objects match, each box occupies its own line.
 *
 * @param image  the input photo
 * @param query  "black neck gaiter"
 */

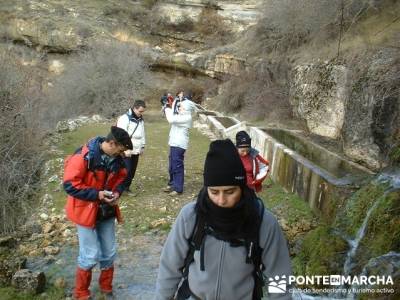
xmin=195 ymin=187 xmax=259 ymax=241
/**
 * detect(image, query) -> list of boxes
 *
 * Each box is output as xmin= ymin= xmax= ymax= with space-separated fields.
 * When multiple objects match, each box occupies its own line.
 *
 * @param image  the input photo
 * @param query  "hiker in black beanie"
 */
xmin=236 ymin=130 xmax=270 ymax=193
xmin=155 ymin=139 xmax=293 ymax=300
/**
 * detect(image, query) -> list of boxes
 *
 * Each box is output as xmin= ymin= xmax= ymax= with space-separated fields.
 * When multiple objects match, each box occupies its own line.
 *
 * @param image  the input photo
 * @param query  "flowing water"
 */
xmin=294 ymin=171 xmax=400 ymax=299
xmin=28 ymin=230 xmax=165 ymax=299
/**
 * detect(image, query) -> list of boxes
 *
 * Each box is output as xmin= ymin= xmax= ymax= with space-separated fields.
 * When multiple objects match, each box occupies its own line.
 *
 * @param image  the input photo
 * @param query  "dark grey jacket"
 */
xmin=155 ymin=202 xmax=293 ymax=300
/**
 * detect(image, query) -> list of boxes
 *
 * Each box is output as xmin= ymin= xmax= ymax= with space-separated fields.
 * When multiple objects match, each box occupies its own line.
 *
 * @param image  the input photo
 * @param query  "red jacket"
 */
xmin=240 ymin=148 xmax=269 ymax=192
xmin=63 ymin=137 xmax=127 ymax=227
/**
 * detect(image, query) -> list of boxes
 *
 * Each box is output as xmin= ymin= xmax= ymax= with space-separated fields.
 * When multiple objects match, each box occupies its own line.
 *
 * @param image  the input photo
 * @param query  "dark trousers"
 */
xmin=123 ymin=154 xmax=139 ymax=191
xmin=168 ymin=146 xmax=185 ymax=193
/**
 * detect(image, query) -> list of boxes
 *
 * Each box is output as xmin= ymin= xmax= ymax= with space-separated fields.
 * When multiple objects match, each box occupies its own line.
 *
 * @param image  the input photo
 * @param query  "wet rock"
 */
xmin=361 ymin=252 xmax=400 ymax=278
xmin=48 ymin=175 xmax=59 ymax=183
xmin=44 ymin=246 xmax=60 ymax=256
xmin=39 ymin=213 xmax=49 ymax=221
xmin=28 ymin=249 xmax=41 ymax=257
xmin=11 ymin=269 xmax=46 ymax=294
xmin=44 ymin=255 xmax=56 ymax=264
xmin=21 ymin=220 xmax=42 ymax=236
xmin=62 ymin=229 xmax=72 ymax=237
xmin=42 ymin=222 xmax=54 ymax=234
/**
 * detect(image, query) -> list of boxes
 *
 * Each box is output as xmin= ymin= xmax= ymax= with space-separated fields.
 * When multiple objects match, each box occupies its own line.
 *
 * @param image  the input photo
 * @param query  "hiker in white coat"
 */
xmin=116 ymin=99 xmax=146 ymax=193
xmin=163 ymin=91 xmax=196 ymax=196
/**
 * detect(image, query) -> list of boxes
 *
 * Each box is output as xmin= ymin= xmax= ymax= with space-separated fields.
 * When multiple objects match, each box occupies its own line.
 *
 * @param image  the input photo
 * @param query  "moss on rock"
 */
xmin=356 ymin=190 xmax=400 ymax=271
xmin=334 ymin=181 xmax=388 ymax=237
xmin=292 ymin=225 xmax=348 ymax=286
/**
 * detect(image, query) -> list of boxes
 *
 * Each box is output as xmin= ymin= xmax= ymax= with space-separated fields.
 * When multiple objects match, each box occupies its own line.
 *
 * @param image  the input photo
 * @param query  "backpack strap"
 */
xmin=125 ymin=112 xmax=141 ymax=138
xmin=251 ymin=198 xmax=265 ymax=300
xmin=177 ymin=213 xmax=206 ymax=300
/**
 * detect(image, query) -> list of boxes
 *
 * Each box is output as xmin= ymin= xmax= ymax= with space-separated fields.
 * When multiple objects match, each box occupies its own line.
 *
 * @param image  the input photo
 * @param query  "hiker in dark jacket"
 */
xmin=155 ymin=139 xmax=292 ymax=300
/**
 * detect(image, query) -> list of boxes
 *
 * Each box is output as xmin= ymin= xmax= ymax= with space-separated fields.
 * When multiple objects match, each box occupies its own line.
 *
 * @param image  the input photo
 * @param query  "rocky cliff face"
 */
xmin=290 ymin=62 xmax=348 ymax=139
xmin=156 ymin=0 xmax=261 ymax=32
xmin=0 ymin=0 xmax=258 ymax=77
xmin=290 ymin=49 xmax=399 ymax=170
xmin=0 ymin=0 xmax=262 ymax=52
xmin=343 ymin=49 xmax=399 ymax=170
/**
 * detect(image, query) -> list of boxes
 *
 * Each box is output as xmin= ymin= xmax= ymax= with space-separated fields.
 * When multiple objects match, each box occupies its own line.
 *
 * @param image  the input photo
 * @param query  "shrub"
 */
xmin=257 ymin=0 xmax=382 ymax=52
xmin=196 ymin=6 xmax=231 ymax=41
xmin=218 ymin=60 xmax=292 ymax=121
xmin=152 ymin=15 xmax=195 ymax=33
xmin=0 ymin=49 xmax=44 ymax=234
xmin=48 ymin=41 xmax=151 ymax=122
xmin=141 ymin=0 xmax=159 ymax=10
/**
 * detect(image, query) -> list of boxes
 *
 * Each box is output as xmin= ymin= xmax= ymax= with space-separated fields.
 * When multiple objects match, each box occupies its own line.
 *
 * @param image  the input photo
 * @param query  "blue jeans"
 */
xmin=76 ymin=218 xmax=116 ymax=270
xmin=168 ymin=146 xmax=185 ymax=193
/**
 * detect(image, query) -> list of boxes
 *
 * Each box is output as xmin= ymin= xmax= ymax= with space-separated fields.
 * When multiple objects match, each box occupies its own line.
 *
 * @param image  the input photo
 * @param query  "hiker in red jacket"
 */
xmin=63 ymin=126 xmax=132 ymax=300
xmin=236 ymin=130 xmax=270 ymax=193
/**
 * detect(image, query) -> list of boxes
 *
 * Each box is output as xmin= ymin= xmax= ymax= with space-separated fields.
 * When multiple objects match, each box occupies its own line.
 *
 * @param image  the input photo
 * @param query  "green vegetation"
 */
xmin=335 ymin=181 xmax=389 ymax=237
xmin=389 ymin=145 xmax=400 ymax=166
xmin=0 ymin=286 xmax=65 ymax=300
xmin=357 ymin=189 xmax=400 ymax=269
xmin=259 ymin=178 xmax=314 ymax=225
xmin=292 ymin=226 xmax=348 ymax=282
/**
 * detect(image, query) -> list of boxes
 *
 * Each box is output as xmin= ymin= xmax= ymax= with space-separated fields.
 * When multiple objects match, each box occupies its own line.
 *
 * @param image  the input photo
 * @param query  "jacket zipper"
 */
xmin=216 ymin=242 xmax=226 ymax=299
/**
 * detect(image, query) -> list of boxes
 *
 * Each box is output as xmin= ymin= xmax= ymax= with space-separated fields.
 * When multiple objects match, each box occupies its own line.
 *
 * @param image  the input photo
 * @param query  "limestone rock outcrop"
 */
xmin=290 ymin=50 xmax=399 ymax=170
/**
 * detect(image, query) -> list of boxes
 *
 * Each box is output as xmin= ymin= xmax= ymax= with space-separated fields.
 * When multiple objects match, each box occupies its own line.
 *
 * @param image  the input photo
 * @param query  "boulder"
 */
xmin=0 ymin=256 xmax=27 ymax=286
xmin=11 ymin=269 xmax=46 ymax=294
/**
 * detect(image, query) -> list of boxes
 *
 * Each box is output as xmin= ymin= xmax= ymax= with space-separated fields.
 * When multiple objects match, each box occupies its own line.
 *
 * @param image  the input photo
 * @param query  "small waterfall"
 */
xmin=342 ymin=199 xmax=381 ymax=276
xmin=332 ymin=173 xmax=400 ymax=299
xmin=294 ymin=172 xmax=400 ymax=300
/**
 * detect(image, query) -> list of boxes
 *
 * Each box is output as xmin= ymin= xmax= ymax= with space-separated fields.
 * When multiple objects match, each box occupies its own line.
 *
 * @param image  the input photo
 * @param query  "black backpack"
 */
xmin=176 ymin=198 xmax=266 ymax=300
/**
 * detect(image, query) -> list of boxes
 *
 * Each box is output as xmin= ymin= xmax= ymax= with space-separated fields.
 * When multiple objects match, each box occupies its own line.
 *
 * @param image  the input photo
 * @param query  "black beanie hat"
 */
xmin=236 ymin=130 xmax=251 ymax=148
xmin=203 ymin=139 xmax=246 ymax=187
xmin=110 ymin=126 xmax=133 ymax=150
